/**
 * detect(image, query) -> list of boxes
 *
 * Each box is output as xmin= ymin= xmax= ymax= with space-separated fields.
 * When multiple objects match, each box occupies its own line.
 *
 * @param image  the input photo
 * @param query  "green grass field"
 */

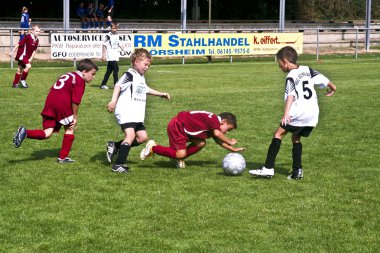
xmin=0 ymin=55 xmax=379 ymax=252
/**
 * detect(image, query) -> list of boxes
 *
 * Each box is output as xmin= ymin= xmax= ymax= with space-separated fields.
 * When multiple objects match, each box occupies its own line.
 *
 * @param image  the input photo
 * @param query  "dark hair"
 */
xmin=219 ymin=112 xmax=237 ymax=129
xmin=276 ymin=46 xmax=298 ymax=64
xmin=77 ymin=58 xmax=98 ymax=72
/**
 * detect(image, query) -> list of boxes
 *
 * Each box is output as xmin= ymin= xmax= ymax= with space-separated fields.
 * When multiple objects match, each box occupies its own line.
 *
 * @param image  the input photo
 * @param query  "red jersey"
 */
xmin=177 ymin=111 xmax=221 ymax=139
xmin=15 ymin=33 xmax=39 ymax=61
xmin=41 ymin=71 xmax=86 ymax=125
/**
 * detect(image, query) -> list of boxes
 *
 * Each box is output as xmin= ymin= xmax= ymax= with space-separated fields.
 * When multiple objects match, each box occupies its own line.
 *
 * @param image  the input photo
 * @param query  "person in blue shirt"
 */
xmin=76 ymin=1 xmax=87 ymax=29
xmin=85 ymin=2 xmax=96 ymax=29
xmin=20 ymin=6 xmax=31 ymax=40
xmin=95 ymin=3 xmax=105 ymax=29
xmin=105 ymin=0 xmax=115 ymax=29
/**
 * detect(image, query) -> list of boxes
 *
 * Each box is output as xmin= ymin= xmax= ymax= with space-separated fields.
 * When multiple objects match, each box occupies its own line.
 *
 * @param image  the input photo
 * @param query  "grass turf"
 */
xmin=0 ymin=55 xmax=379 ymax=252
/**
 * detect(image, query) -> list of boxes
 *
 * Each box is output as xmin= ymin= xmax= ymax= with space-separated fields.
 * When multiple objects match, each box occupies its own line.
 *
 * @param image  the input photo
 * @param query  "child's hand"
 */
xmin=107 ymin=101 xmax=116 ymax=112
xmin=229 ymin=138 xmax=237 ymax=146
xmin=325 ymin=89 xmax=335 ymax=97
xmin=161 ymin=93 xmax=170 ymax=100
xmin=281 ymin=114 xmax=291 ymax=126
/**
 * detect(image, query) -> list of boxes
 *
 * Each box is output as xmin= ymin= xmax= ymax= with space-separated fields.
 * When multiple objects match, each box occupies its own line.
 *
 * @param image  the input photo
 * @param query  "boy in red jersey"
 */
xmin=13 ymin=59 xmax=98 ymax=163
xmin=9 ymin=24 xmax=41 ymax=88
xmin=140 ymin=111 xmax=245 ymax=168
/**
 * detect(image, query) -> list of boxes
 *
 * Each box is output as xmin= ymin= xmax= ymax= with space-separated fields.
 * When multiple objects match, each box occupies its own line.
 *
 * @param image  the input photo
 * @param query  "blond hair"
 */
xmin=131 ymin=48 xmax=152 ymax=65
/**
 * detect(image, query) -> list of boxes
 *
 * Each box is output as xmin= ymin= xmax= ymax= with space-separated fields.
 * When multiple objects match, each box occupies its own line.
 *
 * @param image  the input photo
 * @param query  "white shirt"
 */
xmin=284 ymin=65 xmax=330 ymax=127
xmin=114 ymin=68 xmax=151 ymax=124
xmin=103 ymin=32 xmax=121 ymax=61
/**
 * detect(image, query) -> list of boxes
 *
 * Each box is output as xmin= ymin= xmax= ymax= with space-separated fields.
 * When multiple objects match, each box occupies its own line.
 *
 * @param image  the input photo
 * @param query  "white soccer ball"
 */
xmin=222 ymin=153 xmax=246 ymax=176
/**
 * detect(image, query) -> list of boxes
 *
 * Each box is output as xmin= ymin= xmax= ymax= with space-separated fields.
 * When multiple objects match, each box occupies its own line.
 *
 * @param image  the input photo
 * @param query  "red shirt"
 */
xmin=16 ymin=33 xmax=39 ymax=61
xmin=177 ymin=111 xmax=221 ymax=139
xmin=41 ymin=71 xmax=86 ymax=124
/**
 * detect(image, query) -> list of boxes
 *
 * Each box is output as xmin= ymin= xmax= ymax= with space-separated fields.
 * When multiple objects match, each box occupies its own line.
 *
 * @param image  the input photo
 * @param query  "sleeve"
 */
xmin=103 ymin=35 xmax=110 ymax=46
xmin=115 ymin=72 xmax=133 ymax=91
xmin=309 ymin=67 xmax=330 ymax=88
xmin=71 ymin=76 xmax=86 ymax=105
xmin=284 ymin=77 xmax=297 ymax=101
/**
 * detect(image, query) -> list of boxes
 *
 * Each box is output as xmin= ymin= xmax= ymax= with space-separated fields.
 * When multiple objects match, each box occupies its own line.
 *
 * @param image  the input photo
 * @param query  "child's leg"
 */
xmin=112 ymin=62 xmax=119 ymax=85
xmin=59 ymin=127 xmax=75 ymax=159
xmin=185 ymin=139 xmax=206 ymax=157
xmin=100 ymin=61 xmax=113 ymax=86
xmin=291 ymin=134 xmax=302 ymax=169
xmin=115 ymin=128 xmax=136 ymax=165
xmin=12 ymin=66 xmax=23 ymax=85
xmin=264 ymin=127 xmax=287 ymax=168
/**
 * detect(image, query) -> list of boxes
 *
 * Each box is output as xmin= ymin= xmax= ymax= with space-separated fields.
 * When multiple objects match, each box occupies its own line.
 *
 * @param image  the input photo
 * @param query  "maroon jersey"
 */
xmin=177 ymin=111 xmax=221 ymax=139
xmin=15 ymin=33 xmax=39 ymax=61
xmin=41 ymin=71 xmax=86 ymax=125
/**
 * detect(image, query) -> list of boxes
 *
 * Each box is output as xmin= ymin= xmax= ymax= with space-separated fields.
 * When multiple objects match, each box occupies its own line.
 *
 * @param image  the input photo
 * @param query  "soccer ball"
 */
xmin=222 ymin=153 xmax=246 ymax=176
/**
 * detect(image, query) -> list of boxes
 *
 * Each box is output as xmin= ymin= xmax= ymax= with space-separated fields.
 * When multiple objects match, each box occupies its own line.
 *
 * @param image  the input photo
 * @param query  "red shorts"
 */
xmin=167 ymin=116 xmax=188 ymax=150
xmin=17 ymin=58 xmax=30 ymax=68
xmin=42 ymin=116 xmax=62 ymax=133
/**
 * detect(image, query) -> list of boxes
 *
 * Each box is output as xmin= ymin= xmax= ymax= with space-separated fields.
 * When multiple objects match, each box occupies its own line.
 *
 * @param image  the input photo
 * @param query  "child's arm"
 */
xmin=68 ymin=103 xmax=80 ymax=130
xmin=107 ymin=85 xmax=121 ymax=112
xmin=9 ymin=44 xmax=19 ymax=57
xmin=102 ymin=45 xmax=106 ymax=61
xmin=325 ymin=81 xmax=336 ymax=97
xmin=212 ymin=129 xmax=245 ymax=152
xmin=282 ymin=95 xmax=294 ymax=126
xmin=147 ymin=88 xmax=170 ymax=100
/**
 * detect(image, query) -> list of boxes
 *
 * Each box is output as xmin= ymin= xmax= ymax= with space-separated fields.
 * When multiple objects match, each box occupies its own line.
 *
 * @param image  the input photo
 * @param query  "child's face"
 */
xmin=31 ymin=27 xmax=41 ymax=38
xmin=134 ymin=57 xmax=151 ymax=75
xmin=82 ymin=69 xmax=97 ymax=83
xmin=278 ymin=59 xmax=290 ymax=72
xmin=111 ymin=25 xmax=118 ymax=34
xmin=220 ymin=121 xmax=235 ymax=134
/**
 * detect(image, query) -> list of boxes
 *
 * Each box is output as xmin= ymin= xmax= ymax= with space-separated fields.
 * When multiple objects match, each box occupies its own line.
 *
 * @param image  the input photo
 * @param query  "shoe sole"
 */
xmin=13 ymin=126 xmax=26 ymax=148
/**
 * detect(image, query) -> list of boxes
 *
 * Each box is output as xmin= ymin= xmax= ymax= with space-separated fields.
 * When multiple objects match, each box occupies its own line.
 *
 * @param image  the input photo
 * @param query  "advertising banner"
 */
xmin=51 ymin=33 xmax=303 ymax=59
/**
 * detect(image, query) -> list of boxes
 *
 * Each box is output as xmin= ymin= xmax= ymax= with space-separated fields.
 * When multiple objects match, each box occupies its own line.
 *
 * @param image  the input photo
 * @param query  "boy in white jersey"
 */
xmin=106 ymin=48 xmax=170 ymax=173
xmin=249 ymin=46 xmax=336 ymax=180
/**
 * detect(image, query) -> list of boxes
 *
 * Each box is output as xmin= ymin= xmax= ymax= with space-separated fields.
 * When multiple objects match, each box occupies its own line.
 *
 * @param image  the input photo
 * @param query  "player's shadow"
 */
xmin=89 ymin=151 xmax=138 ymax=166
xmin=8 ymin=148 xmax=61 ymax=163
xmin=143 ymin=159 xmax=215 ymax=169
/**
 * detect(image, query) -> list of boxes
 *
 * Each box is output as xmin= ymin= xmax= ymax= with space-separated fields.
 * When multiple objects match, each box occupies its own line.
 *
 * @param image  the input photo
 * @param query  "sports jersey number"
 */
xmin=53 ymin=74 xmax=70 ymax=90
xmin=302 ymin=81 xmax=312 ymax=99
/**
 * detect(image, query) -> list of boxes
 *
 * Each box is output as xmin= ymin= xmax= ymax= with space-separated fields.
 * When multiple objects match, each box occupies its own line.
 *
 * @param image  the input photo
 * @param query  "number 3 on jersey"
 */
xmin=53 ymin=74 xmax=70 ymax=90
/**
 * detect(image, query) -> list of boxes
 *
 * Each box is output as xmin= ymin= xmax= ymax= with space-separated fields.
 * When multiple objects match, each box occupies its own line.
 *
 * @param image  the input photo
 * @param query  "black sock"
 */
xmin=292 ymin=142 xmax=302 ymax=169
xmin=131 ymin=139 xmax=140 ymax=147
xmin=265 ymin=138 xmax=282 ymax=168
xmin=115 ymin=143 xmax=131 ymax=165
xmin=114 ymin=140 xmax=123 ymax=149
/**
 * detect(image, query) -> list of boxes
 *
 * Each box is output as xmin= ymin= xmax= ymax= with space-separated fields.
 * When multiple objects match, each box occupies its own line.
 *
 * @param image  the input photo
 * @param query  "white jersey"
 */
xmin=103 ymin=32 xmax=121 ymax=61
xmin=284 ymin=65 xmax=330 ymax=127
xmin=114 ymin=68 xmax=151 ymax=124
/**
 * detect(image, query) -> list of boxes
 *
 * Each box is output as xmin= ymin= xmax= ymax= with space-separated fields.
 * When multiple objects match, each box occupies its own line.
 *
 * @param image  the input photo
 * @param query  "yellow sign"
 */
xmin=133 ymin=33 xmax=303 ymax=57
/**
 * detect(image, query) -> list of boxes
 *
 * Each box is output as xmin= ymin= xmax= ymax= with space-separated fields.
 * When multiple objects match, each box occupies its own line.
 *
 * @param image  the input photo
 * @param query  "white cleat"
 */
xmin=140 ymin=140 xmax=157 ymax=160
xmin=249 ymin=167 xmax=274 ymax=178
xmin=171 ymin=159 xmax=186 ymax=169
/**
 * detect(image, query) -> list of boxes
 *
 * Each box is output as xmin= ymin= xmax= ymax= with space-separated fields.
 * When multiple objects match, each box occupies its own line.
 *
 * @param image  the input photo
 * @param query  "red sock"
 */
xmin=26 ymin=130 xmax=46 ymax=140
xmin=21 ymin=70 xmax=29 ymax=81
xmin=186 ymin=145 xmax=202 ymax=157
xmin=13 ymin=73 xmax=21 ymax=85
xmin=59 ymin=134 xmax=75 ymax=159
xmin=152 ymin=145 xmax=177 ymax=159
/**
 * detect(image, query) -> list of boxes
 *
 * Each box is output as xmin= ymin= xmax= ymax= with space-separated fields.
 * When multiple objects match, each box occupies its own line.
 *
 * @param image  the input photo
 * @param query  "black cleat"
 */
xmin=287 ymin=168 xmax=303 ymax=180
xmin=106 ymin=141 xmax=117 ymax=163
xmin=112 ymin=164 xmax=129 ymax=173
xmin=13 ymin=126 xmax=27 ymax=148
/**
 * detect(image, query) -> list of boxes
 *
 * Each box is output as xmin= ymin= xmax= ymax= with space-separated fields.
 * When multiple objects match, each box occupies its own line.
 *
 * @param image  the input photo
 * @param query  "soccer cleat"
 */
xmin=140 ymin=140 xmax=157 ymax=160
xmin=20 ymin=81 xmax=29 ymax=88
xmin=249 ymin=166 xmax=274 ymax=178
xmin=112 ymin=164 xmax=129 ymax=173
xmin=13 ymin=126 xmax=27 ymax=148
xmin=12 ymin=84 xmax=19 ymax=88
xmin=57 ymin=157 xmax=75 ymax=163
xmin=171 ymin=159 xmax=186 ymax=169
xmin=106 ymin=141 xmax=117 ymax=163
xmin=287 ymin=168 xmax=303 ymax=180
xmin=100 ymin=85 xmax=109 ymax=89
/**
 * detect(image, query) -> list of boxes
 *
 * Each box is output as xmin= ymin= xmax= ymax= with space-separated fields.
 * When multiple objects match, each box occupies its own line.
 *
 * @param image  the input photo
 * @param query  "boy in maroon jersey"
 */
xmin=9 ymin=24 xmax=41 ymax=88
xmin=13 ymin=59 xmax=98 ymax=163
xmin=140 ymin=111 xmax=245 ymax=168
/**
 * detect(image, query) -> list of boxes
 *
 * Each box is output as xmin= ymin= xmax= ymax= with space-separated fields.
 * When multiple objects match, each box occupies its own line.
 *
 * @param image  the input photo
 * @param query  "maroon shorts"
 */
xmin=42 ymin=116 xmax=62 ymax=133
xmin=17 ymin=58 xmax=30 ymax=68
xmin=167 ymin=116 xmax=188 ymax=150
